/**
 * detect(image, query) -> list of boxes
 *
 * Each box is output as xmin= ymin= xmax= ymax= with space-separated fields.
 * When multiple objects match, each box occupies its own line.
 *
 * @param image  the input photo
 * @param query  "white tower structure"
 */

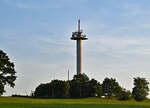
xmin=71 ymin=20 xmax=88 ymax=75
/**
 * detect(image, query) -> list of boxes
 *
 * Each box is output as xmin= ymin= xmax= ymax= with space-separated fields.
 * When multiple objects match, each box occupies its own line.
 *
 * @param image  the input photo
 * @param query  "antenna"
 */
xmin=78 ymin=19 xmax=80 ymax=33
xmin=68 ymin=69 xmax=69 ymax=81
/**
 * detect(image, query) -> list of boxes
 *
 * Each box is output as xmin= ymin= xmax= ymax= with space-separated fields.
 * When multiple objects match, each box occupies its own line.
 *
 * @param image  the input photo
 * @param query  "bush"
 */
xmin=118 ymin=89 xmax=132 ymax=100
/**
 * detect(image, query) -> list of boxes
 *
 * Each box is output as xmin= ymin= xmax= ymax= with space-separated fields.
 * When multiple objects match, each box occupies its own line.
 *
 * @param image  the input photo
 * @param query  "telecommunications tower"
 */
xmin=71 ymin=20 xmax=88 ymax=75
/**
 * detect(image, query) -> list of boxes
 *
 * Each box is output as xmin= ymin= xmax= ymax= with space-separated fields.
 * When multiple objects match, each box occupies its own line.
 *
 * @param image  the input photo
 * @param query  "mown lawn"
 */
xmin=0 ymin=97 xmax=150 ymax=108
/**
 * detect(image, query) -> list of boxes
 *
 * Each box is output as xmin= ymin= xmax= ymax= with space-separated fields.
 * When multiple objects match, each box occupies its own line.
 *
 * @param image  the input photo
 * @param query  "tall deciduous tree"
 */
xmin=88 ymin=79 xmax=102 ymax=96
xmin=0 ymin=50 xmax=17 ymax=95
xmin=102 ymin=77 xmax=121 ymax=98
xmin=69 ymin=73 xmax=89 ymax=98
xmin=51 ymin=80 xmax=69 ymax=98
xmin=132 ymin=77 xmax=149 ymax=101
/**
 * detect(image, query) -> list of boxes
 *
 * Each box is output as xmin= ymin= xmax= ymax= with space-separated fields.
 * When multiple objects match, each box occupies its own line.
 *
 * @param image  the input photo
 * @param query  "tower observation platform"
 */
xmin=71 ymin=20 xmax=88 ymax=75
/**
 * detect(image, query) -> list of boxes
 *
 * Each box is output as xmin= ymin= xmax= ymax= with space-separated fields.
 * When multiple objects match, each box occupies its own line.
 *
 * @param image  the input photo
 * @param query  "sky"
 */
xmin=1 ymin=0 xmax=150 ymax=96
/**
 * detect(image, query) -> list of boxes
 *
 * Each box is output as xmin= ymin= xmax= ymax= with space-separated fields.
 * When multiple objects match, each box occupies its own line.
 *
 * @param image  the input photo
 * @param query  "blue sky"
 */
xmin=1 ymin=0 xmax=150 ymax=96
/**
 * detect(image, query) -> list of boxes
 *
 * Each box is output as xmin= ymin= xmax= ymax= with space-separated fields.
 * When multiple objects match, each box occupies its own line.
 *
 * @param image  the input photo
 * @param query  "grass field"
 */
xmin=0 ymin=97 xmax=150 ymax=108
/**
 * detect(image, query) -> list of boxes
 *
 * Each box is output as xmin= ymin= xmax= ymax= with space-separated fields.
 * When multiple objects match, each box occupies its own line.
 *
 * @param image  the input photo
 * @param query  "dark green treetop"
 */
xmin=132 ymin=77 xmax=149 ymax=101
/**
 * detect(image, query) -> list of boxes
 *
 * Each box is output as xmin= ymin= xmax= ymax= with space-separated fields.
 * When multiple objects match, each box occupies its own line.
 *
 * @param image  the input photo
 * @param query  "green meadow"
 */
xmin=0 ymin=97 xmax=150 ymax=108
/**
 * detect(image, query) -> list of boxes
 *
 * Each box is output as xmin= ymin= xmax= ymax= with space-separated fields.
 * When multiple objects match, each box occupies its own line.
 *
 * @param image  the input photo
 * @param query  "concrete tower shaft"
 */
xmin=71 ymin=20 xmax=88 ymax=75
xmin=77 ymin=39 xmax=82 ymax=74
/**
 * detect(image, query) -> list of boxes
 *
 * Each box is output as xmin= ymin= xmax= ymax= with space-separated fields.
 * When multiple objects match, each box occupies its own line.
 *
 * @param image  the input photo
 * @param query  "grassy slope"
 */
xmin=0 ymin=97 xmax=150 ymax=108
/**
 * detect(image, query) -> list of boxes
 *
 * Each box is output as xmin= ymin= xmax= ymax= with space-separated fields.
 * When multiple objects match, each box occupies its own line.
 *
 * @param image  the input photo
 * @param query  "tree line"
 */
xmin=0 ymin=50 xmax=149 ymax=102
xmin=33 ymin=73 xmax=149 ymax=101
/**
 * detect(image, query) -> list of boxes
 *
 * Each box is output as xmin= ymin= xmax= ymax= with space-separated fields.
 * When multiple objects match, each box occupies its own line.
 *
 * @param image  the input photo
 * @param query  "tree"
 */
xmin=73 ymin=73 xmax=89 ymax=82
xmin=64 ymin=81 xmax=70 ymax=98
xmin=51 ymin=80 xmax=69 ymax=98
xmin=34 ymin=80 xmax=69 ymax=98
xmin=69 ymin=79 xmax=80 ymax=98
xmin=34 ymin=83 xmax=52 ymax=98
xmin=102 ymin=78 xmax=121 ymax=98
xmin=69 ymin=73 xmax=89 ymax=98
xmin=118 ymin=89 xmax=132 ymax=100
xmin=88 ymin=79 xmax=102 ymax=97
xmin=132 ymin=77 xmax=149 ymax=101
xmin=0 ymin=50 xmax=17 ymax=95
xmin=0 ymin=83 xmax=4 ymax=95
